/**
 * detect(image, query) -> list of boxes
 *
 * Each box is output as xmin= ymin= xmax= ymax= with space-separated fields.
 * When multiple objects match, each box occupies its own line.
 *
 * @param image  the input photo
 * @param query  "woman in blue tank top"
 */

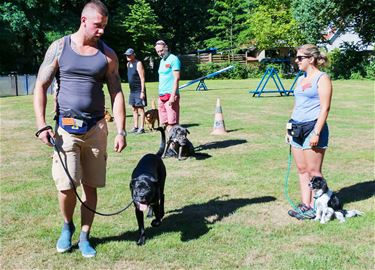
xmin=287 ymin=44 xmax=333 ymax=220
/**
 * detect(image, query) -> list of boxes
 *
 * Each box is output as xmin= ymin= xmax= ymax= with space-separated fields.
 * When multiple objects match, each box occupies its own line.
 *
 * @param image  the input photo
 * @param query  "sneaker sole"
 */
xmin=81 ymin=253 xmax=96 ymax=258
xmin=56 ymin=245 xmax=72 ymax=253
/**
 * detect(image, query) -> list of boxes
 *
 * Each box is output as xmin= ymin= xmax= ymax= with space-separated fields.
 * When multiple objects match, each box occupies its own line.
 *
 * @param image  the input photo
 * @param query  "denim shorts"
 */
xmin=129 ymin=92 xmax=147 ymax=107
xmin=290 ymin=123 xmax=329 ymax=150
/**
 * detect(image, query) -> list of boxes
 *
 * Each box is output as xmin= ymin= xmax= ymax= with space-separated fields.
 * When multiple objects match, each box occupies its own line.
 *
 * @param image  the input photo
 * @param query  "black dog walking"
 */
xmin=130 ymin=127 xmax=166 ymax=245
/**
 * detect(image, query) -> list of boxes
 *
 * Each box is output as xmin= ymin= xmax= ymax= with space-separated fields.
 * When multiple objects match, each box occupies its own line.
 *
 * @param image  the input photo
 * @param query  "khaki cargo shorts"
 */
xmin=52 ymin=118 xmax=108 ymax=191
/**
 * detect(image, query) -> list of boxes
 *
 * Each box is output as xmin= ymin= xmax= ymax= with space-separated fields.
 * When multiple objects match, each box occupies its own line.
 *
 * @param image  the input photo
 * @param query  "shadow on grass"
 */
xmin=182 ymin=87 xmax=245 ymax=92
xmin=227 ymin=128 xmax=243 ymax=133
xmin=173 ymin=139 xmax=248 ymax=160
xmin=188 ymin=139 xmax=248 ymax=160
xmin=249 ymin=95 xmax=293 ymax=98
xmin=92 ymin=195 xmax=276 ymax=246
xmin=180 ymin=123 xmax=200 ymax=128
xmin=195 ymin=139 xmax=247 ymax=151
xmin=336 ymin=179 xmax=375 ymax=205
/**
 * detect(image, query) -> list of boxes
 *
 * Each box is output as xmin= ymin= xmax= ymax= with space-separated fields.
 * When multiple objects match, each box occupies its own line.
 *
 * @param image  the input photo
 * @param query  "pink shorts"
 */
xmin=158 ymin=95 xmax=180 ymax=125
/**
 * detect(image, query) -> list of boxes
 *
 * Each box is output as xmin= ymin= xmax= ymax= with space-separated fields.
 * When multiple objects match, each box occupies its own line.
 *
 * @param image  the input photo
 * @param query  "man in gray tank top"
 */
xmin=33 ymin=0 xmax=126 ymax=258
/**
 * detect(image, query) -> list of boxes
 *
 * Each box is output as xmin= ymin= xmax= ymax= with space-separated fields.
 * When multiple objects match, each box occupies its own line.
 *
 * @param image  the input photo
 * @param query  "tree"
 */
xmin=292 ymin=0 xmax=336 ymax=44
xmin=247 ymin=0 xmax=304 ymax=49
xmin=120 ymin=0 xmax=162 ymax=59
xmin=292 ymin=0 xmax=375 ymax=45
xmin=149 ymin=0 xmax=213 ymax=53
xmin=0 ymin=0 xmax=81 ymax=73
xmin=204 ymin=0 xmax=252 ymax=54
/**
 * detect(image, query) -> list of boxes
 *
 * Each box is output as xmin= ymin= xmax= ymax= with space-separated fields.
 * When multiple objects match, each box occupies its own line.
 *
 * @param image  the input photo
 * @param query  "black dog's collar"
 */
xmin=314 ymin=189 xmax=333 ymax=199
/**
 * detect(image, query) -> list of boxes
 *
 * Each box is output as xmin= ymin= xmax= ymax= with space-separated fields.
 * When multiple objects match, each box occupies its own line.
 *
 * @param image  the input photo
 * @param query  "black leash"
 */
xmin=43 ymin=130 xmax=133 ymax=216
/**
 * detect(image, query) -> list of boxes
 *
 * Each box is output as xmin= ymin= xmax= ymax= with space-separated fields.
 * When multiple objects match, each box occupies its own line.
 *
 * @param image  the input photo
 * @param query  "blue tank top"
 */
xmin=127 ymin=60 xmax=142 ymax=93
xmin=56 ymin=35 xmax=108 ymax=117
xmin=291 ymin=72 xmax=326 ymax=122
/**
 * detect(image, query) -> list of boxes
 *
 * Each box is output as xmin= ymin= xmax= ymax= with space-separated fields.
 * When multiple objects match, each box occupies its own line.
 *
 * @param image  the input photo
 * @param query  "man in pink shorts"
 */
xmin=154 ymin=40 xmax=181 ymax=132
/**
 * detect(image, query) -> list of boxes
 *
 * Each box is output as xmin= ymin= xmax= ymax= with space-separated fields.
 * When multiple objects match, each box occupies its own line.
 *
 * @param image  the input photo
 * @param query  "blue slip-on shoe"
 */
xmin=56 ymin=226 xmax=75 ymax=253
xmin=78 ymin=241 xmax=96 ymax=258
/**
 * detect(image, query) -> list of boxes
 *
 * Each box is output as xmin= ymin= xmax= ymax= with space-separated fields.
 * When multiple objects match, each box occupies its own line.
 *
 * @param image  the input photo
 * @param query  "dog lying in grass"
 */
xmin=163 ymin=125 xmax=195 ymax=160
xmin=130 ymin=127 xmax=166 ymax=245
xmin=309 ymin=176 xmax=363 ymax=224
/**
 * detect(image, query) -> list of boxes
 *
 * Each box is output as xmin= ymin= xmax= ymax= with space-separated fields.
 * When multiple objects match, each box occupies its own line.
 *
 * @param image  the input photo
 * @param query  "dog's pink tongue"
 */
xmin=139 ymin=203 xmax=148 ymax=212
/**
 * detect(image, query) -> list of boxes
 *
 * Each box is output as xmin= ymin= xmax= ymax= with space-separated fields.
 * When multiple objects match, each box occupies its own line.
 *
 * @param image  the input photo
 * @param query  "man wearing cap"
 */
xmin=154 ymin=40 xmax=181 ymax=132
xmin=125 ymin=48 xmax=147 ymax=134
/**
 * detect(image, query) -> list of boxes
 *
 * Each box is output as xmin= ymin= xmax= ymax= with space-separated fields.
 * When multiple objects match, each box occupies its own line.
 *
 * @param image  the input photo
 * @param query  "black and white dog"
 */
xmin=309 ymin=176 xmax=363 ymax=224
xmin=163 ymin=125 xmax=195 ymax=160
xmin=130 ymin=127 xmax=166 ymax=245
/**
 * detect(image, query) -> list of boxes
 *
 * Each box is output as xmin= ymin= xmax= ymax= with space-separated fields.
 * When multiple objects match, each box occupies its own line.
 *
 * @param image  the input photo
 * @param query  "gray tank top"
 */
xmin=56 ymin=35 xmax=108 ymax=117
xmin=127 ymin=60 xmax=142 ymax=93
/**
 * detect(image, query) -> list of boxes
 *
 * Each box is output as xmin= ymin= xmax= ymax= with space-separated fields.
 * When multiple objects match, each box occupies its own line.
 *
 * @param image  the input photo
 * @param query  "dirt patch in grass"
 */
xmin=227 ymin=201 xmax=297 ymax=230
xmin=244 ymin=249 xmax=273 ymax=268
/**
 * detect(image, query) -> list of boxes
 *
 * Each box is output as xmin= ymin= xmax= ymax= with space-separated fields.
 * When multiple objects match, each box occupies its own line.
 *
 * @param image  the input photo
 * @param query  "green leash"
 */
xmin=284 ymin=145 xmax=316 ymax=218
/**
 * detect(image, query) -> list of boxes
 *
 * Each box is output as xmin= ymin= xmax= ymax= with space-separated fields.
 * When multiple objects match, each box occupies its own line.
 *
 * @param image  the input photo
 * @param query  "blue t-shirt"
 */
xmin=158 ymin=53 xmax=181 ymax=95
xmin=291 ymin=72 xmax=326 ymax=122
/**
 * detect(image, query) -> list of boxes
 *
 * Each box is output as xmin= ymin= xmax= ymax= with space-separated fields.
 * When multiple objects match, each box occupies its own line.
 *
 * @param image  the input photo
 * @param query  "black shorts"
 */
xmin=129 ymin=92 xmax=147 ymax=107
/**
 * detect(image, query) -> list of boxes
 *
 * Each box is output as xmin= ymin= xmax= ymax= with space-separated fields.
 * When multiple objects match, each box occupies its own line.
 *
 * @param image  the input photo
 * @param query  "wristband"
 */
xmin=117 ymin=130 xmax=127 ymax=137
xmin=35 ymin=126 xmax=53 ymax=137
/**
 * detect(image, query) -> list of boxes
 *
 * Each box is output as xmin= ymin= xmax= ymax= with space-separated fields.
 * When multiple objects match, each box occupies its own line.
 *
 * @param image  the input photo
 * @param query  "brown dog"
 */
xmin=104 ymin=109 xmax=113 ymax=122
xmin=144 ymin=98 xmax=159 ymax=131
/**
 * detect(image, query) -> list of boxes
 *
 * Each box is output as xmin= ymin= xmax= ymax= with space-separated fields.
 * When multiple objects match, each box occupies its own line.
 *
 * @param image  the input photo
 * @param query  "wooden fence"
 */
xmin=179 ymin=53 xmax=259 ymax=65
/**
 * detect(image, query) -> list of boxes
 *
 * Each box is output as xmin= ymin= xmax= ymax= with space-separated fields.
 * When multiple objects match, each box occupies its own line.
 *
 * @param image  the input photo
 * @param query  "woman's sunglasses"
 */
xmin=296 ymin=55 xmax=311 ymax=61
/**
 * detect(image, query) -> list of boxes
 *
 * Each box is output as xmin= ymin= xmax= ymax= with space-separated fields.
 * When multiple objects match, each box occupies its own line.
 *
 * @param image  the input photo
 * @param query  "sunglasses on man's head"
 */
xmin=296 ymin=55 xmax=311 ymax=61
xmin=155 ymin=41 xmax=166 ymax=46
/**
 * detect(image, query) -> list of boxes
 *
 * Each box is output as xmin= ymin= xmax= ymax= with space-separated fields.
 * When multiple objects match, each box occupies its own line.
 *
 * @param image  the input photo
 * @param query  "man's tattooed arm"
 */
xmin=35 ymin=38 xmax=63 ymax=88
xmin=33 ymin=38 xmax=63 ymax=131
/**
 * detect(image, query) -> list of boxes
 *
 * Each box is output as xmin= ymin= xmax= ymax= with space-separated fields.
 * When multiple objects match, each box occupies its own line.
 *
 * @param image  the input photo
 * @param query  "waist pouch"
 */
xmin=287 ymin=119 xmax=317 ymax=139
xmin=159 ymin=93 xmax=171 ymax=102
xmin=57 ymin=115 xmax=103 ymax=135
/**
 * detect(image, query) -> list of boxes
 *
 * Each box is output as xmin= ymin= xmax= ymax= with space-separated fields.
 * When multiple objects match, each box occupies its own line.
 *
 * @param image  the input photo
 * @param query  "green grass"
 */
xmin=1 ymin=79 xmax=374 ymax=269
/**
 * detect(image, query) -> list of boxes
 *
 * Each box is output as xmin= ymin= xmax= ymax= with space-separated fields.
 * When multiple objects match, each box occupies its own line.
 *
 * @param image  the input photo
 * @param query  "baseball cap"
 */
xmin=124 ymin=48 xmax=135 ymax=56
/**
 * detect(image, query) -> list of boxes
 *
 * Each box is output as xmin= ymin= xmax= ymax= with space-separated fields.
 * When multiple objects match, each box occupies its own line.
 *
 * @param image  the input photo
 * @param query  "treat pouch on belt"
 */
xmin=57 ymin=109 xmax=102 ymax=135
xmin=287 ymin=119 xmax=317 ymax=139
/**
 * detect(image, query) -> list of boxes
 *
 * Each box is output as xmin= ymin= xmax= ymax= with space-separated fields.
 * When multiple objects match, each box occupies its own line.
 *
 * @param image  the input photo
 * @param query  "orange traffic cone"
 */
xmin=211 ymin=98 xmax=227 ymax=135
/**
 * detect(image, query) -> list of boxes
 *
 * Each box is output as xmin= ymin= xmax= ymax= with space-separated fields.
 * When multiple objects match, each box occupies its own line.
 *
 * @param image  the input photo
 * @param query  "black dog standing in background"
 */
xmin=130 ymin=127 xmax=166 ymax=245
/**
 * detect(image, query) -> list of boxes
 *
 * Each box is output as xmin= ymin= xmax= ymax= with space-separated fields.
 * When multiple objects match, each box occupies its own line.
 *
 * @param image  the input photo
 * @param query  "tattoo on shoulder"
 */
xmin=36 ymin=40 xmax=60 ymax=85
xmin=57 ymin=38 xmax=64 ymax=59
